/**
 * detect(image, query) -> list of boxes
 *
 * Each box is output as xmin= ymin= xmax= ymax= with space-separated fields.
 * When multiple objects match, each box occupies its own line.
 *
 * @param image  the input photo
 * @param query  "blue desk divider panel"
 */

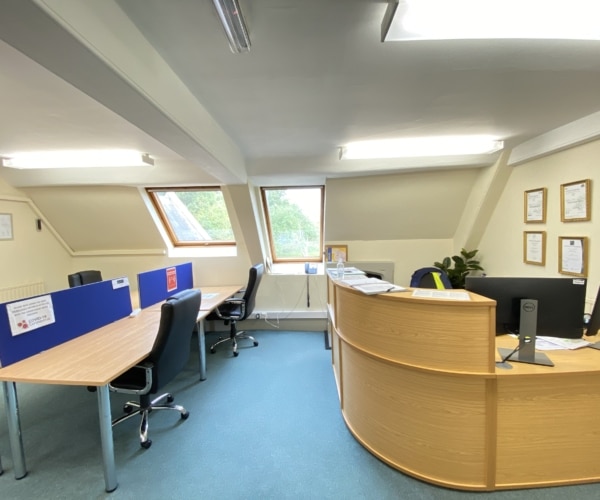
xmin=138 ymin=262 xmax=194 ymax=309
xmin=0 ymin=279 xmax=132 ymax=367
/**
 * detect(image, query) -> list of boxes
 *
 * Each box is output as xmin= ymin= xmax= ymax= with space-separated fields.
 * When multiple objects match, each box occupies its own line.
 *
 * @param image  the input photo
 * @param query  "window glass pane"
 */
xmin=262 ymin=187 xmax=323 ymax=261
xmin=148 ymin=188 xmax=235 ymax=245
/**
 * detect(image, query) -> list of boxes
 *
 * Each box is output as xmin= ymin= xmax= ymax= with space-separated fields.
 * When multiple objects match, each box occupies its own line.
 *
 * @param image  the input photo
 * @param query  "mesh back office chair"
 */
xmin=207 ymin=263 xmax=264 ymax=357
xmin=109 ymin=288 xmax=201 ymax=449
xmin=410 ymin=267 xmax=452 ymax=289
xmin=68 ymin=270 xmax=103 ymax=288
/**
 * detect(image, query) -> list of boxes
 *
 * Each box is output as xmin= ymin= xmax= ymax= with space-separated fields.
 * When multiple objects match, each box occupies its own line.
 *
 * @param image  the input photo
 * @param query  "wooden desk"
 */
xmin=327 ymin=278 xmax=600 ymax=491
xmin=0 ymin=284 xmax=241 ymax=492
xmin=0 ymin=309 xmax=161 ymax=492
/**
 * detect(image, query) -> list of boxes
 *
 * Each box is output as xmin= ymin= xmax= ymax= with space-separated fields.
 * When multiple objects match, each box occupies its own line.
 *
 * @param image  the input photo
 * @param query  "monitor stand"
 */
xmin=497 ymin=299 xmax=554 ymax=367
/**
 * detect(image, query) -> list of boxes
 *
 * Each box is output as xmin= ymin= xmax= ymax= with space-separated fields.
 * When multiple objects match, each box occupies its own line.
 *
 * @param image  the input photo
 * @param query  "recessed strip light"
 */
xmin=382 ymin=0 xmax=600 ymax=41
xmin=339 ymin=136 xmax=503 ymax=160
xmin=0 ymin=150 xmax=155 ymax=169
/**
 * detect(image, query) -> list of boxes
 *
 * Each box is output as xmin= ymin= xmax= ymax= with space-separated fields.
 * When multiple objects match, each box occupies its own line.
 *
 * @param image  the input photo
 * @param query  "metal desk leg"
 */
xmin=97 ymin=385 xmax=118 ymax=492
xmin=197 ymin=319 xmax=207 ymax=381
xmin=2 ymin=382 xmax=26 ymax=479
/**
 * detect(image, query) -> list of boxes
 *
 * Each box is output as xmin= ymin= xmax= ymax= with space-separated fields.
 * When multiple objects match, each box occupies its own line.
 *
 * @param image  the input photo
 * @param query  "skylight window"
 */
xmin=383 ymin=0 xmax=600 ymax=41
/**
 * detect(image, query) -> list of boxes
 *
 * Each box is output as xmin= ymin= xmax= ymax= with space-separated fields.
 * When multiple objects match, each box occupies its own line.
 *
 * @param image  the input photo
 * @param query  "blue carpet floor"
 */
xmin=0 ymin=330 xmax=599 ymax=499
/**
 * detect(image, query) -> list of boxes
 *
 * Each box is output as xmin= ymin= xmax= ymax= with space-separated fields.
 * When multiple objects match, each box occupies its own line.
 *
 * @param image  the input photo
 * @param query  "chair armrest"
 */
xmin=212 ymin=298 xmax=246 ymax=320
xmin=108 ymin=362 xmax=154 ymax=395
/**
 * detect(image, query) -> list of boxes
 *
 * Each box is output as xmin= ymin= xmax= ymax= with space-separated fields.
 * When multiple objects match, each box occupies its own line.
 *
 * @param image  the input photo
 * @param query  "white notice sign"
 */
xmin=6 ymin=295 xmax=56 ymax=336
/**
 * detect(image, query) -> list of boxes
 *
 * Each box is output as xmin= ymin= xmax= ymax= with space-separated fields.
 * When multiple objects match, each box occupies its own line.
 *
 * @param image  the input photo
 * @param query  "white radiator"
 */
xmin=0 ymin=281 xmax=46 ymax=303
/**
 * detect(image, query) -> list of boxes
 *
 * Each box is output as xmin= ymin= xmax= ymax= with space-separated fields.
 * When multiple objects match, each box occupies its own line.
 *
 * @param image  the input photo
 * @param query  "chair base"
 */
xmin=112 ymin=392 xmax=189 ymax=448
xmin=210 ymin=331 xmax=258 ymax=357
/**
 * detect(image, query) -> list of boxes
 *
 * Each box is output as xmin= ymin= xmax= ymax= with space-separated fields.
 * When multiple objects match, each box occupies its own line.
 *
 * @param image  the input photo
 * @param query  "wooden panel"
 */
xmin=496 ymin=373 xmax=600 ymax=488
xmin=341 ymin=342 xmax=490 ymax=489
xmin=336 ymin=286 xmax=495 ymax=373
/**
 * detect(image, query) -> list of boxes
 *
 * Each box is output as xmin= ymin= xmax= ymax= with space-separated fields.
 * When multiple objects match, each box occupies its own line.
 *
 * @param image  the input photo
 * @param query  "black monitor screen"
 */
xmin=465 ymin=276 xmax=587 ymax=338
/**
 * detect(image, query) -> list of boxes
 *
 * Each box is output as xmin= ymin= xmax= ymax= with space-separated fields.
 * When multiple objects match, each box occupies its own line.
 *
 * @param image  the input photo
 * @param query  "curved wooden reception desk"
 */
xmin=327 ymin=278 xmax=600 ymax=491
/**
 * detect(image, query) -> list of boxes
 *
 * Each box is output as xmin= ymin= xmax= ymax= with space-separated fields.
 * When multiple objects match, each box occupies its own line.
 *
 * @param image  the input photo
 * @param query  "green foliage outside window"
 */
xmin=262 ymin=187 xmax=323 ymax=261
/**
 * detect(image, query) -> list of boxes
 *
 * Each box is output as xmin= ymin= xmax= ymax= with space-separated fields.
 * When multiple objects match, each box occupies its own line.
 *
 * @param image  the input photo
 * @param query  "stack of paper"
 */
xmin=346 ymin=277 xmax=406 ymax=295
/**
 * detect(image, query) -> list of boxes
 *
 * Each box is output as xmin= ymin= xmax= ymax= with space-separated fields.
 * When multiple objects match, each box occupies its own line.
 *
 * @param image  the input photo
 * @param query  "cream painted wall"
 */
xmin=0 ymin=190 xmax=71 ymax=293
xmin=329 ymin=239 xmax=454 ymax=286
xmin=478 ymin=139 xmax=600 ymax=309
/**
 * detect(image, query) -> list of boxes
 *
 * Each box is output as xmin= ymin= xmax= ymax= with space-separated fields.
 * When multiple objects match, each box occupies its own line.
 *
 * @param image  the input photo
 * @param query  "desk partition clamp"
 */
xmin=2 ymin=382 xmax=27 ymax=479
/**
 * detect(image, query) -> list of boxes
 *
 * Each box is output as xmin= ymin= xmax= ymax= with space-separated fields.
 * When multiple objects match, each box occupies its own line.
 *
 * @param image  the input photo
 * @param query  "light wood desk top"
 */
xmin=199 ymin=285 xmax=243 ymax=311
xmin=144 ymin=285 xmax=242 ymax=314
xmin=495 ymin=334 xmax=600 ymax=376
xmin=0 ymin=309 xmax=161 ymax=386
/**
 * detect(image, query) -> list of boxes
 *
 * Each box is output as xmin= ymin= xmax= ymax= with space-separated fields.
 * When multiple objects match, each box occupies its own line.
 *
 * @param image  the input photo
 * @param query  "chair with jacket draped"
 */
xmin=410 ymin=266 xmax=452 ymax=289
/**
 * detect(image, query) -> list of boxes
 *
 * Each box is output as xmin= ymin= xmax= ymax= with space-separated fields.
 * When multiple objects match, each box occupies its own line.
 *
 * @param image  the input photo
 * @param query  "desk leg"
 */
xmin=97 ymin=385 xmax=118 ymax=492
xmin=2 ymin=382 xmax=26 ymax=479
xmin=197 ymin=319 xmax=207 ymax=381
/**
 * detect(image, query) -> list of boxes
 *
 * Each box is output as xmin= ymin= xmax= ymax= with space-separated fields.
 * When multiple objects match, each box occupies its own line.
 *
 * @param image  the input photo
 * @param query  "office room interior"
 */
xmin=2 ymin=1 xmax=600 ymax=496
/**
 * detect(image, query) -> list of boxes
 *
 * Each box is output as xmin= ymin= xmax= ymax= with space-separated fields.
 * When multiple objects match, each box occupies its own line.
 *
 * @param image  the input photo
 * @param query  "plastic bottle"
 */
xmin=337 ymin=258 xmax=344 ymax=279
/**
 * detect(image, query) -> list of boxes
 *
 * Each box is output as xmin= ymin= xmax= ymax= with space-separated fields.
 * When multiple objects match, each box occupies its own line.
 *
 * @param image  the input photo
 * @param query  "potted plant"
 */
xmin=433 ymin=248 xmax=484 ymax=289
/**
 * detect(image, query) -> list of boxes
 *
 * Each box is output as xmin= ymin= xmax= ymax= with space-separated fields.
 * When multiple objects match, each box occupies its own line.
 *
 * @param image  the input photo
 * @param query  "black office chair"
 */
xmin=68 ymin=270 xmax=103 ymax=287
xmin=109 ymin=288 xmax=201 ymax=449
xmin=208 ymin=263 xmax=264 ymax=357
xmin=410 ymin=267 xmax=452 ymax=289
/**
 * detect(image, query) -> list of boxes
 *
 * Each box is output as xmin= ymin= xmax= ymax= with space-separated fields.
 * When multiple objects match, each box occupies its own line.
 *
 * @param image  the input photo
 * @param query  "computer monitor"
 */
xmin=586 ymin=285 xmax=600 ymax=337
xmin=465 ymin=276 xmax=587 ymax=339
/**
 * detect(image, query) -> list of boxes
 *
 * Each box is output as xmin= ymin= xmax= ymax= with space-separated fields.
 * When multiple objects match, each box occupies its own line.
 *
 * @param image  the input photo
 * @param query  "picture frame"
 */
xmin=0 ymin=213 xmax=13 ymax=240
xmin=523 ymin=231 xmax=546 ymax=265
xmin=524 ymin=187 xmax=547 ymax=223
xmin=560 ymin=179 xmax=591 ymax=222
xmin=558 ymin=236 xmax=588 ymax=277
xmin=325 ymin=245 xmax=348 ymax=263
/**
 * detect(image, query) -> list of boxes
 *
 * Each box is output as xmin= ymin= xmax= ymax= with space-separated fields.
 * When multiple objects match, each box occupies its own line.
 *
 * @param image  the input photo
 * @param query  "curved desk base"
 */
xmin=328 ymin=281 xmax=600 ymax=491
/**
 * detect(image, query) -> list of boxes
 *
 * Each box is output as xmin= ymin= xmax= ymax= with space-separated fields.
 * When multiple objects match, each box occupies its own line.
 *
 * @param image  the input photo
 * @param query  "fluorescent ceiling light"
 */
xmin=213 ymin=0 xmax=251 ymax=53
xmin=340 ymin=136 xmax=504 ymax=160
xmin=382 ymin=0 xmax=600 ymax=41
xmin=0 ymin=150 xmax=155 ymax=169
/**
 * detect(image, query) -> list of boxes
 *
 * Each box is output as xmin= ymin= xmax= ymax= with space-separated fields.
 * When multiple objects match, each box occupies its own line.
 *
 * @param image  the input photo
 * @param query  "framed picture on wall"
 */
xmin=523 ymin=231 xmax=546 ymax=265
xmin=325 ymin=245 xmax=348 ymax=263
xmin=561 ymin=179 xmax=591 ymax=222
xmin=558 ymin=236 xmax=588 ymax=277
xmin=524 ymin=187 xmax=547 ymax=223
xmin=0 ymin=213 xmax=13 ymax=240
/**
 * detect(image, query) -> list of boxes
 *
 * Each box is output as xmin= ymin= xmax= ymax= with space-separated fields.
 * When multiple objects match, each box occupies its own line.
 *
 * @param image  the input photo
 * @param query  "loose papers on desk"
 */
xmin=504 ymin=334 xmax=591 ymax=350
xmin=535 ymin=336 xmax=590 ymax=350
xmin=341 ymin=277 xmax=406 ymax=295
xmin=411 ymin=289 xmax=471 ymax=301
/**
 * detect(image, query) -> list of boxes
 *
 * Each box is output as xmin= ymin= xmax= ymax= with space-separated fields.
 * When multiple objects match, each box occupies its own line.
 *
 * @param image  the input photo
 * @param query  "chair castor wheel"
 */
xmin=253 ymin=341 xmax=259 ymax=346
xmin=181 ymin=411 xmax=190 ymax=420
xmin=141 ymin=439 xmax=152 ymax=449
xmin=233 ymin=351 xmax=239 ymax=357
